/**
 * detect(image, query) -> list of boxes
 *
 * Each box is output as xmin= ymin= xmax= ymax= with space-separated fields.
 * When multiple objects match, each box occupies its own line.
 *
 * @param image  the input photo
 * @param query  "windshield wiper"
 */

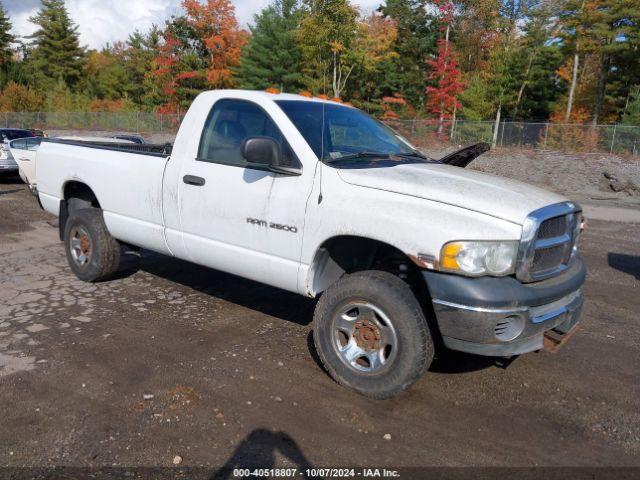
xmin=393 ymin=151 xmax=428 ymax=160
xmin=325 ymin=151 xmax=391 ymax=162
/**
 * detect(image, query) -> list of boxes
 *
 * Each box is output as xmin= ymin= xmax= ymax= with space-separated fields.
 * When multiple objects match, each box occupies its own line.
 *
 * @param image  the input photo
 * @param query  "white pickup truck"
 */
xmin=37 ymin=90 xmax=586 ymax=398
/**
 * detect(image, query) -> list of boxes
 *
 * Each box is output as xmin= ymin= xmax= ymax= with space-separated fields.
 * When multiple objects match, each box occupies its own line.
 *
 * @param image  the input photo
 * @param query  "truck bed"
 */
xmin=37 ymin=138 xmax=172 ymax=255
xmin=44 ymin=138 xmax=173 ymax=157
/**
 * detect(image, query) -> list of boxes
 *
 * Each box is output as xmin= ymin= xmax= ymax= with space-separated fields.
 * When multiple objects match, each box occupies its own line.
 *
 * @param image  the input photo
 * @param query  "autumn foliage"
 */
xmin=425 ymin=0 xmax=464 ymax=136
xmin=182 ymin=0 xmax=247 ymax=86
xmin=546 ymin=107 xmax=599 ymax=152
xmin=87 ymin=99 xmax=128 ymax=112
xmin=152 ymin=0 xmax=248 ymax=113
xmin=426 ymin=40 xmax=463 ymax=121
xmin=0 ymin=82 xmax=45 ymax=112
xmin=0 ymin=0 xmax=638 ymax=131
xmin=381 ymin=93 xmax=407 ymax=120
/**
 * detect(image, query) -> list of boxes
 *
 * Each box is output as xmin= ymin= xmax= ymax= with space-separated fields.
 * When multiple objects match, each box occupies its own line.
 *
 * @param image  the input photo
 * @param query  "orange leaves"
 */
xmin=0 ymin=82 xmax=45 ymax=112
xmin=151 ymin=0 xmax=247 ymax=113
xmin=381 ymin=93 xmax=408 ymax=119
xmin=181 ymin=0 xmax=247 ymax=88
xmin=382 ymin=94 xmax=406 ymax=105
xmin=547 ymin=108 xmax=599 ymax=151
xmin=550 ymin=107 xmax=591 ymax=124
xmin=175 ymin=71 xmax=203 ymax=81
xmin=425 ymin=38 xmax=464 ymax=120
xmin=358 ymin=13 xmax=398 ymax=70
xmin=556 ymin=64 xmax=572 ymax=83
xmin=157 ymin=103 xmax=181 ymax=115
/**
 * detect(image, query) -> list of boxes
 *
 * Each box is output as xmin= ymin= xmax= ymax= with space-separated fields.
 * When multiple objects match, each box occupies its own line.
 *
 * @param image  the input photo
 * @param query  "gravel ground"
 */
xmin=471 ymin=150 xmax=640 ymax=202
xmin=0 ymin=165 xmax=639 ymax=472
xmin=422 ymin=146 xmax=640 ymax=208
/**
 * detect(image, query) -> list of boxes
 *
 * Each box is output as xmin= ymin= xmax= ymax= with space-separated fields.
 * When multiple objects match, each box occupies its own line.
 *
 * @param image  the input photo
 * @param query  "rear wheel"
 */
xmin=313 ymin=270 xmax=433 ymax=399
xmin=63 ymin=208 xmax=120 ymax=282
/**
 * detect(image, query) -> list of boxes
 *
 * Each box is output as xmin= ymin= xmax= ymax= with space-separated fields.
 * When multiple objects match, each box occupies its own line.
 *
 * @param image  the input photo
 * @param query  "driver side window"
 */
xmin=198 ymin=99 xmax=299 ymax=169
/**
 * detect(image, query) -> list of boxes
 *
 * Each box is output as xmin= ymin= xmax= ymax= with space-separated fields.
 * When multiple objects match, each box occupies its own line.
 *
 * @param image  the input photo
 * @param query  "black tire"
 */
xmin=63 ymin=208 xmax=121 ymax=282
xmin=313 ymin=270 xmax=434 ymax=399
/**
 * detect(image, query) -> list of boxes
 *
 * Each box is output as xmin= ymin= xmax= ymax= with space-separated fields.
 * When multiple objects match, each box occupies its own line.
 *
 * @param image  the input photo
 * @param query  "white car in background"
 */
xmin=10 ymin=136 xmax=44 ymax=190
xmin=10 ymin=135 xmax=135 ymax=194
xmin=1 ymin=128 xmax=38 ymax=176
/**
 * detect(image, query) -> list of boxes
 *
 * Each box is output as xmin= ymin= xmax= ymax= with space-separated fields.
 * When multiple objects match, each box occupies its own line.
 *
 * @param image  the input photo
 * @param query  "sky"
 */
xmin=5 ymin=0 xmax=382 ymax=50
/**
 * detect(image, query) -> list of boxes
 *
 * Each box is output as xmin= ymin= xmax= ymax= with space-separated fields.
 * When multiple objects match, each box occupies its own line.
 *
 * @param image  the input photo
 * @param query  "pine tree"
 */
xmin=0 ymin=1 xmax=15 ymax=66
xmin=378 ymin=0 xmax=438 ymax=108
xmin=124 ymin=28 xmax=162 ymax=107
xmin=26 ymin=0 xmax=86 ymax=90
xmin=236 ymin=0 xmax=305 ymax=92
xmin=622 ymin=86 xmax=640 ymax=125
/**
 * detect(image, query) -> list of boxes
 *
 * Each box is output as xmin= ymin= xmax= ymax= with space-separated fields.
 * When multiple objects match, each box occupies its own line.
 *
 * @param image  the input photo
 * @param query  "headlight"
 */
xmin=440 ymin=241 xmax=519 ymax=277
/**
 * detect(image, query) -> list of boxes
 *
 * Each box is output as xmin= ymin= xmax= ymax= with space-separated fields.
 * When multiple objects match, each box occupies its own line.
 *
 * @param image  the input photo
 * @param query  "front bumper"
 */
xmin=424 ymin=256 xmax=586 ymax=357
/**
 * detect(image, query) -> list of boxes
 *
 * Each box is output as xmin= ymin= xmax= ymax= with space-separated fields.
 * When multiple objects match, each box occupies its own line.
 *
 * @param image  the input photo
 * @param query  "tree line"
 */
xmin=0 ymin=0 xmax=638 ymax=127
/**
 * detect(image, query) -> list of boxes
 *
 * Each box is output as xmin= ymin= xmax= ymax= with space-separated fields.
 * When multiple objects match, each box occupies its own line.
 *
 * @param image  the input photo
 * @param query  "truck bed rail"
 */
xmin=43 ymin=138 xmax=173 ymax=157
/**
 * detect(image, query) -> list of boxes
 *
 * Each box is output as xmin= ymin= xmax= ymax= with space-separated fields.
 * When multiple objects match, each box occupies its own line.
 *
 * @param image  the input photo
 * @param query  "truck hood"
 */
xmin=336 ymin=162 xmax=566 ymax=225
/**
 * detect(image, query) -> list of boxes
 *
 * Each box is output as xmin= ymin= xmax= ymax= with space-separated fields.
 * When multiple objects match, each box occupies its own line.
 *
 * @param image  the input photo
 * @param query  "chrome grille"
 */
xmin=532 ymin=244 xmax=567 ymax=272
xmin=537 ymin=216 xmax=567 ymax=239
xmin=516 ymin=203 xmax=581 ymax=283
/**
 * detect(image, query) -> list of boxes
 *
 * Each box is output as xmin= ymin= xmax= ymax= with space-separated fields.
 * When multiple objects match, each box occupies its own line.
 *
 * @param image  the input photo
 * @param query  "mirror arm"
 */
xmin=269 ymin=164 xmax=302 ymax=176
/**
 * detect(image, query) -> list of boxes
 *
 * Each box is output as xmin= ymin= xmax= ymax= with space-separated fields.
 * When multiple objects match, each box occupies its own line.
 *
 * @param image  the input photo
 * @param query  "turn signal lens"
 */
xmin=441 ymin=243 xmax=462 ymax=270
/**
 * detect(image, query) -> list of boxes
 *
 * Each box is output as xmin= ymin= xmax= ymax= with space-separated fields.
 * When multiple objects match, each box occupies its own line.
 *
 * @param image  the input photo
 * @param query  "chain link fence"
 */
xmin=2 ymin=112 xmax=639 ymax=155
xmin=387 ymin=119 xmax=640 ymax=155
xmin=1 ymin=111 xmax=185 ymax=134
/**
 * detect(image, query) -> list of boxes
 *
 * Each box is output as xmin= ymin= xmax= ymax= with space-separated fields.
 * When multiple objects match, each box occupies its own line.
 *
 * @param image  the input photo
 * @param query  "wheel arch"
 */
xmin=307 ymin=235 xmax=427 ymax=297
xmin=59 ymin=180 xmax=102 ymax=240
xmin=63 ymin=180 xmax=101 ymax=208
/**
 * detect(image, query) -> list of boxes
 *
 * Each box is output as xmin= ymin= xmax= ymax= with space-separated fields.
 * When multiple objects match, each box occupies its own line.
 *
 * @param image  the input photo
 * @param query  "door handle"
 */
xmin=183 ymin=175 xmax=206 ymax=186
xmin=19 ymin=158 xmax=31 ymax=162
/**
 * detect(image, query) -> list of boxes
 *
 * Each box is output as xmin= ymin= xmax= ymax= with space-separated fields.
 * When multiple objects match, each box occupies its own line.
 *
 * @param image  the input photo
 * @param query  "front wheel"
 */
xmin=63 ymin=208 xmax=121 ymax=282
xmin=313 ymin=271 xmax=434 ymax=399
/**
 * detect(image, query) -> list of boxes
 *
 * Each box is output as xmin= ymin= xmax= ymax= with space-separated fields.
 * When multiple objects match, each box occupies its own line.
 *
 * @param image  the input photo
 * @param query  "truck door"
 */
xmin=171 ymin=98 xmax=311 ymax=293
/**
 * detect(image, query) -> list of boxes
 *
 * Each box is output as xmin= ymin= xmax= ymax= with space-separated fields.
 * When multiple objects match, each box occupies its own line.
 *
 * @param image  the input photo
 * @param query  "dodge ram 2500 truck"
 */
xmin=37 ymin=90 xmax=586 ymax=399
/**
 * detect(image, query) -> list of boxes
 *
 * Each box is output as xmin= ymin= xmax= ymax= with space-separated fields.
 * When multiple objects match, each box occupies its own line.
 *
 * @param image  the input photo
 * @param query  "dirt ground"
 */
xmin=0 ymin=158 xmax=639 ymax=473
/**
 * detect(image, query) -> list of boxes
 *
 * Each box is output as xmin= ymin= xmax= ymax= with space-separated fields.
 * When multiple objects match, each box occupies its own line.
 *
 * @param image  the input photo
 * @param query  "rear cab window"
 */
xmin=10 ymin=137 xmax=42 ymax=151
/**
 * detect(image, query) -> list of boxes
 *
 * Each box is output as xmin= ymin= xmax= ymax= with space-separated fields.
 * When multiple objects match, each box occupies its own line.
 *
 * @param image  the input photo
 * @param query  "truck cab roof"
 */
xmin=202 ymin=89 xmax=354 ymax=107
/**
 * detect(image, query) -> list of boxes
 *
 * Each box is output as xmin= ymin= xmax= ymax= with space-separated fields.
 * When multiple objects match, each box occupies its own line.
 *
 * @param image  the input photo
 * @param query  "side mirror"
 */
xmin=241 ymin=136 xmax=280 ymax=167
xmin=240 ymin=137 xmax=301 ymax=175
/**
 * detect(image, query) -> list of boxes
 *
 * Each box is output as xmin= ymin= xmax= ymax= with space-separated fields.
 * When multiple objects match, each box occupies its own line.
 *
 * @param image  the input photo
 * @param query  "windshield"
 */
xmin=276 ymin=100 xmax=426 ymax=165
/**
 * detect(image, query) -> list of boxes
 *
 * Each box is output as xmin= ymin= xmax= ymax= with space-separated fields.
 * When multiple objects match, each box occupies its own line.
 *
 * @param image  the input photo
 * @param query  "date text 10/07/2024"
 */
xmin=232 ymin=468 xmax=401 ymax=478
